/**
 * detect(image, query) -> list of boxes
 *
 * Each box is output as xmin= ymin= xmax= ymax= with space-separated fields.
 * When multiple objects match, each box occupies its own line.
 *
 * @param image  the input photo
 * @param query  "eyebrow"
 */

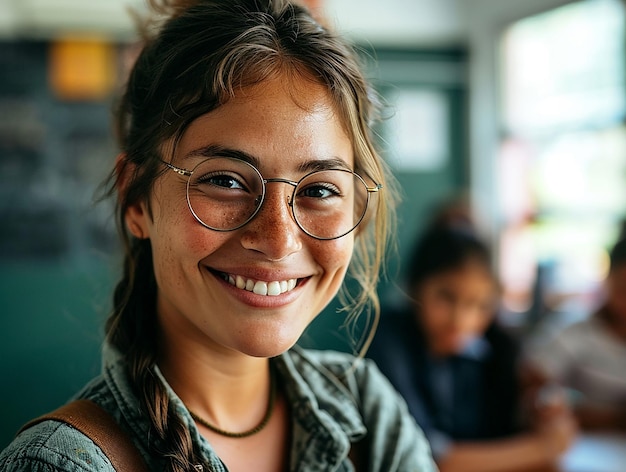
xmin=184 ymin=144 xmax=260 ymax=167
xmin=183 ymin=144 xmax=353 ymax=173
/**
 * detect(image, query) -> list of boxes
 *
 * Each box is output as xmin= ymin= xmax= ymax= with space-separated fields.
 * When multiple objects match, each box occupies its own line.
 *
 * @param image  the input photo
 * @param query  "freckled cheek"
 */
xmin=313 ymin=239 xmax=354 ymax=281
xmin=181 ymin=226 xmax=220 ymax=257
xmin=152 ymin=199 xmax=222 ymax=264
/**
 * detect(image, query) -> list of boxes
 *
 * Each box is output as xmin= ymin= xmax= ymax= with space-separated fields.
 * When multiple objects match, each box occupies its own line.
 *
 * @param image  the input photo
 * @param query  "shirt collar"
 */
xmin=276 ymin=345 xmax=366 ymax=440
xmin=102 ymin=342 xmax=366 ymax=470
xmin=457 ymin=335 xmax=491 ymax=361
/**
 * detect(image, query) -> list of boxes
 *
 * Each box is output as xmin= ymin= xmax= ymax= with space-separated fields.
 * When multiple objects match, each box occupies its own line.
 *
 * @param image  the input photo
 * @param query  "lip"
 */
xmin=204 ymin=266 xmax=310 ymax=308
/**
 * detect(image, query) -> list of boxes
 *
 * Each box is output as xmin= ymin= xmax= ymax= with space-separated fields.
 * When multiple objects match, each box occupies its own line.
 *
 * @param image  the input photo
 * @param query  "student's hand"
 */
xmin=518 ymin=365 xmax=567 ymax=428
xmin=536 ymin=408 xmax=578 ymax=456
xmin=531 ymin=382 xmax=579 ymax=457
xmin=531 ymin=381 xmax=574 ymax=422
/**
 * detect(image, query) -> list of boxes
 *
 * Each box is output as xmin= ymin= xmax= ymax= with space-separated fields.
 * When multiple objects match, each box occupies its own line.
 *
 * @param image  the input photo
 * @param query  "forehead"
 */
xmin=174 ymin=76 xmax=354 ymax=170
xmin=429 ymin=263 xmax=496 ymax=289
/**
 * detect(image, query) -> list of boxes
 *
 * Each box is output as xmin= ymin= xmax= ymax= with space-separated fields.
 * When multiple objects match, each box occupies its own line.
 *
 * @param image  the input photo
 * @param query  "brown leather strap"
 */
xmin=348 ymin=436 xmax=368 ymax=472
xmin=19 ymin=399 xmax=148 ymax=472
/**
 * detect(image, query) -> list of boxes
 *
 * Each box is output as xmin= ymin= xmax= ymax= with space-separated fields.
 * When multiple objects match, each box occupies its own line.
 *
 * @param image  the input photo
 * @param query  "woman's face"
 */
xmin=415 ymin=262 xmax=497 ymax=357
xmin=126 ymin=76 xmax=355 ymax=358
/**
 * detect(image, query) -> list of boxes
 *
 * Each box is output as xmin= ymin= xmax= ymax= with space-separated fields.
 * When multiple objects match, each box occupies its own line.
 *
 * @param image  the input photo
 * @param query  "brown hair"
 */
xmin=105 ymin=0 xmax=396 ymax=469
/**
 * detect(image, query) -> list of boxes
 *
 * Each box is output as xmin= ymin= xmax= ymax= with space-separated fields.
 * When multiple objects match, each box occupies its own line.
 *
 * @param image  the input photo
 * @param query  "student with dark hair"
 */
xmin=368 ymin=224 xmax=576 ymax=472
xmin=0 ymin=1 xmax=436 ymax=470
xmin=525 ymin=230 xmax=626 ymax=432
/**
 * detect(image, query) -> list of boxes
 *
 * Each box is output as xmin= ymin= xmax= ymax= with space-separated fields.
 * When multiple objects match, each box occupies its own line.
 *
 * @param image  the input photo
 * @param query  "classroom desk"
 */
xmin=531 ymin=433 xmax=626 ymax=472
xmin=558 ymin=432 xmax=626 ymax=472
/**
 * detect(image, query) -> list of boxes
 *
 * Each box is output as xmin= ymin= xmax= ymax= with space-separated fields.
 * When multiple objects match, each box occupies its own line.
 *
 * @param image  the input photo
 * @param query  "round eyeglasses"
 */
xmin=162 ymin=157 xmax=382 ymax=240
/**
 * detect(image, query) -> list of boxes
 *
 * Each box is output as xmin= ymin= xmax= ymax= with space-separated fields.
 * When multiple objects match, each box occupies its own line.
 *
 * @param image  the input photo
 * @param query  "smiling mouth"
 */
xmin=216 ymin=272 xmax=299 ymax=296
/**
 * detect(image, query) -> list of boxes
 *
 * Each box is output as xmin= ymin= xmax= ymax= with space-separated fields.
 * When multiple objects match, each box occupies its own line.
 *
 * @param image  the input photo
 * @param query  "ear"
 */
xmin=115 ymin=153 xmax=151 ymax=240
xmin=125 ymin=200 xmax=150 ymax=240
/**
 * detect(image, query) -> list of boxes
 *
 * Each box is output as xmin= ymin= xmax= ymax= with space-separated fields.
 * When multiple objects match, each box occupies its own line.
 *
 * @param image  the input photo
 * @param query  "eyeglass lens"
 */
xmin=185 ymin=157 xmax=369 ymax=239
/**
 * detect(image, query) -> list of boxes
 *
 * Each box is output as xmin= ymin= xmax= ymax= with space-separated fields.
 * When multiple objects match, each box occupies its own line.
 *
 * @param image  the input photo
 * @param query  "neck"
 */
xmin=157 ymin=322 xmax=273 ymax=432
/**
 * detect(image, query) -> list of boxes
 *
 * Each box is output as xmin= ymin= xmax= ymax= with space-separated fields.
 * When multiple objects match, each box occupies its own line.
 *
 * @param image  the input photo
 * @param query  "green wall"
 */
xmin=0 ymin=261 xmax=115 ymax=448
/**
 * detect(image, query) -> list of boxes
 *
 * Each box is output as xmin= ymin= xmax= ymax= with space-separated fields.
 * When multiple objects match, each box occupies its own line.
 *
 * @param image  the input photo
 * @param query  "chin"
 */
xmin=232 ymin=329 xmax=302 ymax=359
xmin=237 ymin=342 xmax=298 ymax=359
xmin=433 ymin=339 xmax=463 ymax=357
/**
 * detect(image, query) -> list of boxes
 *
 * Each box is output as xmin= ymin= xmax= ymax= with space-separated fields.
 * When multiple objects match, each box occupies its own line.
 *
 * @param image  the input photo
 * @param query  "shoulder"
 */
xmin=288 ymin=347 xmax=415 ymax=418
xmin=0 ymin=420 xmax=113 ymax=472
xmin=546 ymin=317 xmax=602 ymax=351
xmin=285 ymin=347 xmax=437 ymax=470
xmin=524 ymin=316 xmax=601 ymax=377
xmin=555 ymin=315 xmax=624 ymax=356
xmin=286 ymin=348 xmax=436 ymax=470
xmin=284 ymin=347 xmax=408 ymax=416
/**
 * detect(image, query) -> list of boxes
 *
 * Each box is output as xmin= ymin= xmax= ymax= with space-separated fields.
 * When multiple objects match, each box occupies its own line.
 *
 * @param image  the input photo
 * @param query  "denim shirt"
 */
xmin=0 ymin=343 xmax=436 ymax=471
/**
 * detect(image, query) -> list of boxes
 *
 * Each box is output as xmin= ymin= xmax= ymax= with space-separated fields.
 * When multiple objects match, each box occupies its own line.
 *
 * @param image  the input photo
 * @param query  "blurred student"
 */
xmin=524 ymin=233 xmax=626 ymax=432
xmin=368 ymin=223 xmax=577 ymax=472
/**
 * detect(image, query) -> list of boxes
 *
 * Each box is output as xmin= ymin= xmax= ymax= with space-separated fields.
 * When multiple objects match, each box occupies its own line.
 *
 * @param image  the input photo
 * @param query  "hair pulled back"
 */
xmin=406 ymin=225 xmax=493 ymax=293
xmin=105 ymin=1 xmax=394 ymax=470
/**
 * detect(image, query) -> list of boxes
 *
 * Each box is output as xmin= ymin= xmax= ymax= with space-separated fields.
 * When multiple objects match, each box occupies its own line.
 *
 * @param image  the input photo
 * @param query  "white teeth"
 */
xmin=236 ymin=275 xmax=246 ymax=289
xmin=267 ymin=281 xmax=281 ymax=296
xmin=253 ymin=281 xmax=268 ymax=295
xmin=223 ymin=273 xmax=298 ymax=296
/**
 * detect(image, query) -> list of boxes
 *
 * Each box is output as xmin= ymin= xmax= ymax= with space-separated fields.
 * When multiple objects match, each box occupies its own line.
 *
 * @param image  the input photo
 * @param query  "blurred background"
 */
xmin=1 ymin=0 xmax=625 ymax=449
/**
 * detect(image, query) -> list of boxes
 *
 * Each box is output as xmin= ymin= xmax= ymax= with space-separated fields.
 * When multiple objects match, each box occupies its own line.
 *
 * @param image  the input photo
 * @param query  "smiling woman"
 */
xmin=140 ymin=77 xmax=360 ymax=359
xmin=0 ymin=1 xmax=436 ymax=471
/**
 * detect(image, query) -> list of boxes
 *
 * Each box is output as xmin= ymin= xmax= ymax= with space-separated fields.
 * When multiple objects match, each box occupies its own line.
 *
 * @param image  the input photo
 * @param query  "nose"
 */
xmin=239 ymin=184 xmax=303 ymax=260
xmin=447 ymin=303 xmax=468 ymax=329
